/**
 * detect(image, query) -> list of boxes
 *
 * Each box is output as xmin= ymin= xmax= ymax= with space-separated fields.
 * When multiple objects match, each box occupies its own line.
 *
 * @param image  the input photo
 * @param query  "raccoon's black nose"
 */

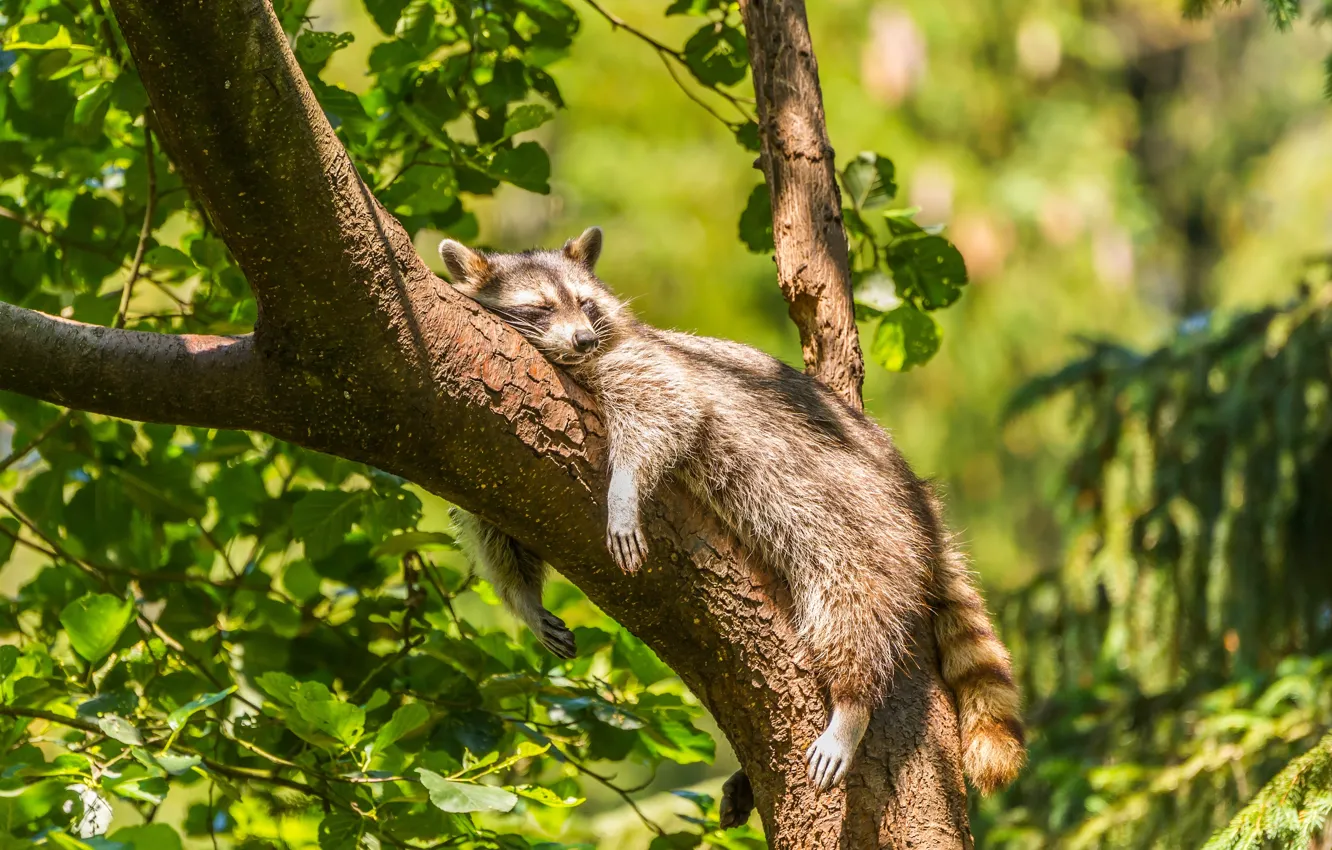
xmin=573 ymin=329 xmax=599 ymax=353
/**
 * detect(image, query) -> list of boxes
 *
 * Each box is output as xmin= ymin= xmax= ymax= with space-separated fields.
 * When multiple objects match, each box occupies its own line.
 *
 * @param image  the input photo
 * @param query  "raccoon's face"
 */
xmin=438 ymin=227 xmax=630 ymax=368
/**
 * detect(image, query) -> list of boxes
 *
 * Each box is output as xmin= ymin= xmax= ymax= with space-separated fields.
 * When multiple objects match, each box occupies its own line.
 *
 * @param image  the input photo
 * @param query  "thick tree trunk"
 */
xmin=0 ymin=0 xmax=971 ymax=846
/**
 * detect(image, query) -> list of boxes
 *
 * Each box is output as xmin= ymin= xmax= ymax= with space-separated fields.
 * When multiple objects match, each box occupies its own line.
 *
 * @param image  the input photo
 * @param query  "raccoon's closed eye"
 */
xmin=580 ymin=299 xmax=598 ymax=316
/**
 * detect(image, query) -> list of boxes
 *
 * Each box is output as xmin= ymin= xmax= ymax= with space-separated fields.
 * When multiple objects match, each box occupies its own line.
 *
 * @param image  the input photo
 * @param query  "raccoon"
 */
xmin=439 ymin=227 xmax=1025 ymax=796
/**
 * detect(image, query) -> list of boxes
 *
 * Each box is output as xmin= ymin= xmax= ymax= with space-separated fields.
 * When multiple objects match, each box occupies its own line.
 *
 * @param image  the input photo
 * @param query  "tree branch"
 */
xmin=0 ymin=1 xmax=969 ymax=846
xmin=739 ymin=0 xmax=866 ymax=411
xmin=109 ymin=0 xmax=434 ymax=360
xmin=0 ymin=302 xmax=266 ymax=431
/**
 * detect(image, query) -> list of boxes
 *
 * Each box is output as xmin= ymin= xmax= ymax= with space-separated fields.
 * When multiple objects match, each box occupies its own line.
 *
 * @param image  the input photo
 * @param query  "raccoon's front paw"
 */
xmin=538 ymin=610 xmax=577 ymax=660
xmin=719 ymin=770 xmax=754 ymax=829
xmin=606 ymin=522 xmax=648 ymax=574
xmin=805 ymin=728 xmax=854 ymax=792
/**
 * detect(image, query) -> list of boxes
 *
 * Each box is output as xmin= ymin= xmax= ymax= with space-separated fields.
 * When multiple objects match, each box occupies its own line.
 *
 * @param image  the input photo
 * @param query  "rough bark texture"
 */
xmin=738 ymin=0 xmax=866 ymax=413
xmin=0 ymin=1 xmax=970 ymax=846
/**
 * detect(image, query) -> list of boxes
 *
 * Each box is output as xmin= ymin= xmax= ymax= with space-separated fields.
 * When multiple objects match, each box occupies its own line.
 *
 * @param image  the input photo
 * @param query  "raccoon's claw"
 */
xmin=538 ymin=611 xmax=577 ymax=659
xmin=607 ymin=525 xmax=648 ymax=574
xmin=719 ymin=770 xmax=754 ymax=829
xmin=805 ymin=732 xmax=853 ymax=792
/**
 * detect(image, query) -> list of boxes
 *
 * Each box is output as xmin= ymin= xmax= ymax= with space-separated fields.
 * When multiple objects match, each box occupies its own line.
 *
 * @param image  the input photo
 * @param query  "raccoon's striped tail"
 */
xmin=931 ymin=538 xmax=1026 ymax=794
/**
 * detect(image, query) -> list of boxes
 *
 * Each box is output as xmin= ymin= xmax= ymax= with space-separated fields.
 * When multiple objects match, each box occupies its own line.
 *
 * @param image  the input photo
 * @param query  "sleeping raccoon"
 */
xmin=440 ymin=227 xmax=1024 ymax=799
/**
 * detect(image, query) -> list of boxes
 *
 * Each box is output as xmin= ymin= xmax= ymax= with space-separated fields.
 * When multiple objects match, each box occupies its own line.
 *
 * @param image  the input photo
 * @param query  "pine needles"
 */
xmin=1204 ymin=730 xmax=1332 ymax=850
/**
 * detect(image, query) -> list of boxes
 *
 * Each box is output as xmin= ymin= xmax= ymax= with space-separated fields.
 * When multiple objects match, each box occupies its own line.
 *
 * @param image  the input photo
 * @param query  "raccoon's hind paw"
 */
xmin=805 ymin=724 xmax=860 ymax=792
xmin=538 ymin=611 xmax=577 ymax=659
xmin=719 ymin=770 xmax=754 ymax=829
xmin=606 ymin=524 xmax=648 ymax=574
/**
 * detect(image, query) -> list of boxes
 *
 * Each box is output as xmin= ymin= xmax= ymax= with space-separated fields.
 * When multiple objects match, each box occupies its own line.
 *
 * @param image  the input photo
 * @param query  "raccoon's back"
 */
xmin=637 ymin=329 xmax=937 ymax=574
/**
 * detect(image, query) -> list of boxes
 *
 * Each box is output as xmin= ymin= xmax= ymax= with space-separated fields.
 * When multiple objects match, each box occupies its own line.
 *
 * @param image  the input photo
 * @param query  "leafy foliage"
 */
xmin=0 ymin=0 xmax=767 ymax=846
xmin=739 ymin=151 xmax=970 ymax=372
xmin=983 ymin=282 xmax=1332 ymax=847
xmin=1205 ymin=729 xmax=1332 ymax=850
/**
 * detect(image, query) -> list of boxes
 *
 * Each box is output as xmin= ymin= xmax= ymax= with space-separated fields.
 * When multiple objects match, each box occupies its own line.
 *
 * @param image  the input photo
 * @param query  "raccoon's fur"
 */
xmin=439 ymin=227 xmax=1025 ymax=796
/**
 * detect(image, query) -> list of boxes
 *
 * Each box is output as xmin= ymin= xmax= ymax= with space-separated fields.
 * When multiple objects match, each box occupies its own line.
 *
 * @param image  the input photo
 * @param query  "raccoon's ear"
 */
xmin=562 ymin=226 xmax=603 ymax=272
xmin=438 ymin=240 xmax=490 ymax=291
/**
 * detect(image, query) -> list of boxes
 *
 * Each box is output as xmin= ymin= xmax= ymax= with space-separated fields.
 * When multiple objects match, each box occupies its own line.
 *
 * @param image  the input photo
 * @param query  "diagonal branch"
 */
xmin=0 ymin=302 xmax=266 ymax=431
xmin=0 ymin=2 xmax=971 ymax=846
xmin=109 ymin=0 xmax=434 ymax=364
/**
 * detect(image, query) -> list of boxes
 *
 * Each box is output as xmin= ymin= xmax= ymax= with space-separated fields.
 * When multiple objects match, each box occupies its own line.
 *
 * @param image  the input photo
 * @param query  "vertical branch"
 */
xmin=735 ymin=4 xmax=973 ymax=847
xmin=114 ymin=122 xmax=156 ymax=329
xmin=738 ymin=0 xmax=865 ymax=411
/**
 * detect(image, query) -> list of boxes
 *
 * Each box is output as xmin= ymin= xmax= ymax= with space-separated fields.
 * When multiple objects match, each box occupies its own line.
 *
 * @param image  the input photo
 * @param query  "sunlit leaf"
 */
xmin=417 ymin=769 xmax=518 ymax=813
xmin=60 ymin=594 xmax=134 ymax=664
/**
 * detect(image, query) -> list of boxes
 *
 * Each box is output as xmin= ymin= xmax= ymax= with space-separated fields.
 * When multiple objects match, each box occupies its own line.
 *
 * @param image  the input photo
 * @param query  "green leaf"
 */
xmin=255 ymin=671 xmax=300 ymax=706
xmin=73 ymin=82 xmax=112 ymax=126
xmin=734 ymin=121 xmax=761 ymax=152
xmin=887 ymin=235 xmax=968 ymax=310
xmin=364 ymin=0 xmax=412 ymax=34
xmin=96 ymin=714 xmax=144 ymax=746
xmin=370 ymin=530 xmax=457 ymax=557
xmin=514 ymin=784 xmax=584 ymax=807
xmin=142 ymin=246 xmax=195 ymax=269
xmin=8 ymin=25 xmax=92 ymax=51
xmin=0 ymin=645 xmax=18 ymax=680
xmin=502 ymin=104 xmax=553 ymax=138
xmin=297 ymin=698 xmax=367 ymax=751
xmin=883 ymin=206 xmax=924 ymax=237
xmin=417 ymin=769 xmax=518 ymax=813
xmin=296 ymin=31 xmax=355 ymax=67
xmin=666 ymin=0 xmax=727 ymax=14
xmin=282 ymin=559 xmax=322 ymax=602
xmin=370 ymin=702 xmax=430 ymax=756
xmin=150 ymin=752 xmax=201 ymax=776
xmin=108 ymin=823 xmax=183 ymax=850
xmin=613 ymin=633 xmax=673 ymax=686
xmin=842 ymin=152 xmax=897 ymax=211
xmin=167 ymin=687 xmax=235 ymax=731
xmin=60 ymin=594 xmax=134 ymax=663
xmin=489 ymin=142 xmax=551 ymax=194
xmin=682 ymin=23 xmax=749 ymax=87
xmin=642 ymin=717 xmax=715 ymax=764
xmin=870 ymin=305 xmax=941 ymax=372
xmin=318 ymin=810 xmax=363 ymax=850
xmin=649 ymin=833 xmax=703 ymax=850
xmin=292 ymin=685 xmax=366 ymax=749
xmin=291 ymin=489 xmax=366 ymax=560
xmin=738 ymin=183 xmax=774 ymax=253
xmin=0 ymin=517 xmax=17 ymax=568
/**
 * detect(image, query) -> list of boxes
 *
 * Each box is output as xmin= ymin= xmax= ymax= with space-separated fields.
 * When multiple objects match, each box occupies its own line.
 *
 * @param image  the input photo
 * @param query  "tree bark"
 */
xmin=738 ymin=0 xmax=866 ymax=413
xmin=0 ymin=1 xmax=970 ymax=846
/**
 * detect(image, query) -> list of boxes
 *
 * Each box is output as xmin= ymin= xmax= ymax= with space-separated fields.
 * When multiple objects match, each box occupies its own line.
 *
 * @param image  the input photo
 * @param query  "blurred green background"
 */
xmin=4 ymin=0 xmax=1332 ymax=846
xmin=316 ymin=0 xmax=1332 ymax=842
xmin=306 ymin=0 xmax=1325 ymax=582
xmin=310 ymin=0 xmax=1332 ymax=843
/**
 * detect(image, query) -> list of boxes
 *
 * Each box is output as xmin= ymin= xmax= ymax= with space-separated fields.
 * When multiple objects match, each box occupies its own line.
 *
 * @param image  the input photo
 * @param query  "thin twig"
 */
xmin=657 ymin=50 xmax=734 ymax=127
xmin=0 ymin=207 xmax=128 ymax=265
xmin=562 ymin=745 xmax=664 ymax=834
xmin=199 ymin=523 xmax=242 ymax=579
xmin=0 ymin=505 xmax=245 ymax=589
xmin=87 ymin=0 xmax=125 ymax=66
xmin=579 ymin=0 xmax=755 ymax=126
xmin=115 ymin=123 xmax=157 ymax=329
xmin=0 ymin=494 xmax=109 ymax=587
xmin=0 ymin=411 xmax=72 ymax=476
xmin=208 ymin=782 xmax=220 ymax=850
